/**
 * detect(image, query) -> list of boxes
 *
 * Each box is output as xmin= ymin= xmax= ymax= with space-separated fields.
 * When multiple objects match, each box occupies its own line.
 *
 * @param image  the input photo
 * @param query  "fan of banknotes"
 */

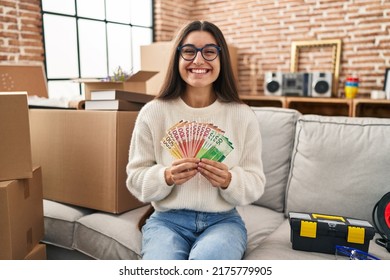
xmin=160 ymin=120 xmax=234 ymax=162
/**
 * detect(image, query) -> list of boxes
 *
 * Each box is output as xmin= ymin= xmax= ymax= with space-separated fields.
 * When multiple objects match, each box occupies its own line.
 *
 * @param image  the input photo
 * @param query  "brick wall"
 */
xmin=1 ymin=0 xmax=389 ymax=97
xmin=155 ymin=0 xmax=390 ymax=97
xmin=0 ymin=0 xmax=43 ymax=64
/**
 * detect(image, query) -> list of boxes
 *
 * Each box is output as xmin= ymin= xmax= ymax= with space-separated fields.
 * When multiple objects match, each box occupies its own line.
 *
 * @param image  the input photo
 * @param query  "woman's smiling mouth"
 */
xmin=189 ymin=68 xmax=210 ymax=74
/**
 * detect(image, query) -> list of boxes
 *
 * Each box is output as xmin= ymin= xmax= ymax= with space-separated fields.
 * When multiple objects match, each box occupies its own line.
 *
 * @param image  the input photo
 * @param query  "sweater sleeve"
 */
xmin=219 ymin=109 xmax=266 ymax=206
xmin=126 ymin=107 xmax=174 ymax=203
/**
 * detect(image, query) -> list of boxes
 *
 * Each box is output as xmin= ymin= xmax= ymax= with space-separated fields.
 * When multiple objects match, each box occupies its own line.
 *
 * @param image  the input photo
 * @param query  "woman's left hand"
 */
xmin=197 ymin=158 xmax=232 ymax=189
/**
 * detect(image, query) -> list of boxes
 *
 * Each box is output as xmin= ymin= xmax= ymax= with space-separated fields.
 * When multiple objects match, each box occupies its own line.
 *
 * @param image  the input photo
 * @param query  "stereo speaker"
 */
xmin=311 ymin=72 xmax=332 ymax=97
xmin=264 ymin=72 xmax=283 ymax=96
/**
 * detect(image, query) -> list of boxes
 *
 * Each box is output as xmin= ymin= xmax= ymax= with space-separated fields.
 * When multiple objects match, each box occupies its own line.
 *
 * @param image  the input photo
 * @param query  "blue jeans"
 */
xmin=141 ymin=208 xmax=247 ymax=260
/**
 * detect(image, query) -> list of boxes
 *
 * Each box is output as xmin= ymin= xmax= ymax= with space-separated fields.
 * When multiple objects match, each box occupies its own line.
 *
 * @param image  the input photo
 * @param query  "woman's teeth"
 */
xmin=191 ymin=69 xmax=208 ymax=74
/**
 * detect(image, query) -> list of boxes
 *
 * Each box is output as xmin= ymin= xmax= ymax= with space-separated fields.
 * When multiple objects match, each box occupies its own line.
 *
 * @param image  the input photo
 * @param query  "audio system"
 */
xmin=281 ymin=72 xmax=312 ymax=97
xmin=264 ymin=71 xmax=333 ymax=97
xmin=264 ymin=72 xmax=283 ymax=96
xmin=311 ymin=72 xmax=332 ymax=97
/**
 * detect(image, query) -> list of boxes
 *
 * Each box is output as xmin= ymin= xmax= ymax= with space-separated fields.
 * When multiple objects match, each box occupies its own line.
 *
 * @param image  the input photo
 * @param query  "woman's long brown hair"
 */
xmin=138 ymin=205 xmax=154 ymax=231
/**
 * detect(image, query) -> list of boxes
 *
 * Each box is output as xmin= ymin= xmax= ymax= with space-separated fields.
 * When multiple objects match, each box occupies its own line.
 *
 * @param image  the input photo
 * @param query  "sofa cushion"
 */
xmin=245 ymin=219 xmax=335 ymax=259
xmin=251 ymin=107 xmax=301 ymax=211
xmin=237 ymin=205 xmax=285 ymax=257
xmin=72 ymin=205 xmax=149 ymax=260
xmin=285 ymin=115 xmax=390 ymax=224
xmin=42 ymin=199 xmax=94 ymax=249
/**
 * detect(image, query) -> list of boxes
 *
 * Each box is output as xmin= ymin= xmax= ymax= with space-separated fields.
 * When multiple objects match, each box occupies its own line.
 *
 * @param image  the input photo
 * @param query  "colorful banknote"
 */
xmin=160 ymin=120 xmax=234 ymax=162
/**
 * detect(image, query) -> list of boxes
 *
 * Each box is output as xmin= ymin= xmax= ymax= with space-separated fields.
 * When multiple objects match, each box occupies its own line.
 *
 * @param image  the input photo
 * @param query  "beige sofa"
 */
xmin=42 ymin=107 xmax=390 ymax=260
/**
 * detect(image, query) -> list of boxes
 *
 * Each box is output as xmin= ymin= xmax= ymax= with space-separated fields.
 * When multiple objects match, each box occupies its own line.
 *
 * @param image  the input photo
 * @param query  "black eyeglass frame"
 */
xmin=177 ymin=44 xmax=221 ymax=62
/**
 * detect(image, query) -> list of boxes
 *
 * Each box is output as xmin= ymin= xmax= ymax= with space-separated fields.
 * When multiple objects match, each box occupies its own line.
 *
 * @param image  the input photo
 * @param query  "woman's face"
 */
xmin=178 ymin=31 xmax=220 ymax=90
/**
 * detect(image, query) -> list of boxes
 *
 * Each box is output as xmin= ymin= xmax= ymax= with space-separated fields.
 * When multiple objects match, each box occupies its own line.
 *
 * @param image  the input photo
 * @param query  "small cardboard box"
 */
xmin=141 ymin=42 xmax=239 ymax=95
xmin=82 ymin=70 xmax=158 ymax=100
xmin=0 ymin=167 xmax=44 ymax=260
xmin=24 ymin=243 xmax=47 ymax=260
xmin=0 ymin=92 xmax=33 ymax=181
xmin=0 ymin=64 xmax=48 ymax=98
xmin=289 ymin=211 xmax=376 ymax=254
xmin=29 ymin=109 xmax=145 ymax=213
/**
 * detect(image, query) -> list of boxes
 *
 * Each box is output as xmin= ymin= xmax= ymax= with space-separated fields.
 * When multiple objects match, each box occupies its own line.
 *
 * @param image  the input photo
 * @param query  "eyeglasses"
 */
xmin=177 ymin=44 xmax=221 ymax=61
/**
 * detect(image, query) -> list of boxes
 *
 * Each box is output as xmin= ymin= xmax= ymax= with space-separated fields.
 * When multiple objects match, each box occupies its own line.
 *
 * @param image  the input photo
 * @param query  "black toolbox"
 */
xmin=289 ymin=212 xmax=376 ymax=254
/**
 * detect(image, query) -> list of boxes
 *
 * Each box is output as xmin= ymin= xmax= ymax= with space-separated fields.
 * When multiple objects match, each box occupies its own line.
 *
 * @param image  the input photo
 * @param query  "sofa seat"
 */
xmin=245 ymin=219 xmax=390 ymax=260
xmin=42 ymin=200 xmax=285 ymax=260
xmin=42 ymin=199 xmax=94 ymax=250
xmin=42 ymin=200 xmax=390 ymax=260
xmin=73 ymin=205 xmax=149 ymax=260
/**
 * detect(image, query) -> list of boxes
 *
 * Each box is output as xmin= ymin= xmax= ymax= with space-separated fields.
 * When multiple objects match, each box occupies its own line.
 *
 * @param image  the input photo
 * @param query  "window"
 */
xmin=41 ymin=0 xmax=153 ymax=100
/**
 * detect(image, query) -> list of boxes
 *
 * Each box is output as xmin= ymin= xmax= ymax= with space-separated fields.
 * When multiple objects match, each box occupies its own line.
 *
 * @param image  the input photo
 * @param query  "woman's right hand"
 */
xmin=165 ymin=158 xmax=200 ymax=185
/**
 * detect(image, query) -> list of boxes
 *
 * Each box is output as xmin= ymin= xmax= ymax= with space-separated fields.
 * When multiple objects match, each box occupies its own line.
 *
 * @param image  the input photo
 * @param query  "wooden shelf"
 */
xmin=240 ymin=95 xmax=353 ymax=116
xmin=286 ymin=97 xmax=352 ymax=117
xmin=352 ymin=98 xmax=390 ymax=118
xmin=239 ymin=95 xmax=285 ymax=108
xmin=240 ymin=95 xmax=390 ymax=118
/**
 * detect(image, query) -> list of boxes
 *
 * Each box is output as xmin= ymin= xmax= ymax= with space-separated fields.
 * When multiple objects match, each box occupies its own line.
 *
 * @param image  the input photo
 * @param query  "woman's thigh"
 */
xmin=141 ymin=212 xmax=193 ymax=260
xmin=189 ymin=211 xmax=247 ymax=260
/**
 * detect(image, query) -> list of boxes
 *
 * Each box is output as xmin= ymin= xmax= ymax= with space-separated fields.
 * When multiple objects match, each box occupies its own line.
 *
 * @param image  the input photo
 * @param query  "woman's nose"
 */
xmin=192 ymin=50 xmax=204 ymax=64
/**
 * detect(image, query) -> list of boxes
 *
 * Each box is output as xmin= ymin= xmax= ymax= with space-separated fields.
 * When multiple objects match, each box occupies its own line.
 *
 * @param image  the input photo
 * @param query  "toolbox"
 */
xmin=289 ymin=212 xmax=376 ymax=254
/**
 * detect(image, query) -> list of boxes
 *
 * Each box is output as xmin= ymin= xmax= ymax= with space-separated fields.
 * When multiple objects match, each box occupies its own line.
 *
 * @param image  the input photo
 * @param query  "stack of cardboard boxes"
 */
xmin=0 ymin=92 xmax=46 ymax=260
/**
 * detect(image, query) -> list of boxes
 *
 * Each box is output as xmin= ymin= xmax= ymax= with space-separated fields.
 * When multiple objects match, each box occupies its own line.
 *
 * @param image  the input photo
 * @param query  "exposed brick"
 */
xmin=1 ymin=0 xmax=389 ymax=96
xmin=0 ymin=31 xmax=18 ymax=39
xmin=153 ymin=0 xmax=390 ymax=96
xmin=0 ymin=1 xmax=16 ymax=9
xmin=0 ymin=46 xmax=19 ymax=53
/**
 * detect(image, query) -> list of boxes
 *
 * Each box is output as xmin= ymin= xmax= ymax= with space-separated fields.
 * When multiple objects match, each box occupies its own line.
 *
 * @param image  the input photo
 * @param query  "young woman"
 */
xmin=126 ymin=20 xmax=266 ymax=260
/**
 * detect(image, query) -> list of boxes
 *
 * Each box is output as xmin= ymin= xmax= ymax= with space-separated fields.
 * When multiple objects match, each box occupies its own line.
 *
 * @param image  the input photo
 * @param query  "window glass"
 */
xmin=130 ymin=0 xmax=152 ymax=27
xmin=107 ymin=23 xmax=132 ymax=75
xmin=78 ymin=19 xmax=108 ymax=78
xmin=106 ymin=0 xmax=131 ymax=24
xmin=41 ymin=0 xmax=75 ymax=15
xmin=42 ymin=0 xmax=153 ymax=98
xmin=43 ymin=14 xmax=79 ymax=78
xmin=77 ymin=0 xmax=105 ymax=19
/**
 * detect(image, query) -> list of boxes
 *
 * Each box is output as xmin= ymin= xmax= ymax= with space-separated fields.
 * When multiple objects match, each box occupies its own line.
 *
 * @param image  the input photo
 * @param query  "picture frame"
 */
xmin=290 ymin=39 xmax=342 ymax=97
xmin=384 ymin=68 xmax=390 ymax=98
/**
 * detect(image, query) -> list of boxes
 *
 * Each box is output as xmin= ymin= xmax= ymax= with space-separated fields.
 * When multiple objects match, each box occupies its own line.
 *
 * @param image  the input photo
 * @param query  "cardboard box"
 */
xmin=141 ymin=42 xmax=174 ymax=95
xmin=29 ymin=109 xmax=146 ymax=213
xmin=0 ymin=64 xmax=48 ymax=98
xmin=82 ymin=70 xmax=158 ymax=100
xmin=141 ymin=42 xmax=239 ymax=95
xmin=24 ymin=243 xmax=47 ymax=260
xmin=289 ymin=212 xmax=376 ymax=255
xmin=0 ymin=92 xmax=33 ymax=181
xmin=0 ymin=166 xmax=44 ymax=260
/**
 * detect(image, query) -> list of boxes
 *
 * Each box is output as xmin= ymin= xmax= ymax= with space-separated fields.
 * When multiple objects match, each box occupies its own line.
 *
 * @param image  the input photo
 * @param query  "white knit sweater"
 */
xmin=126 ymin=98 xmax=266 ymax=212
